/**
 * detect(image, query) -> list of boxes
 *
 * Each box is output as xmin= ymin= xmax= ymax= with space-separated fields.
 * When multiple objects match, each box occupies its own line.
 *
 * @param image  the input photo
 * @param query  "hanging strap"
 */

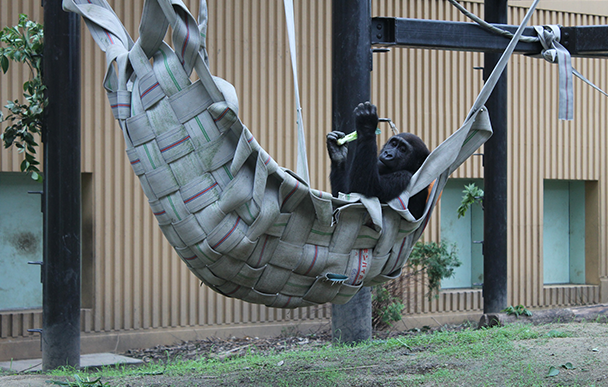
xmin=534 ymin=25 xmax=608 ymax=121
xmin=535 ymin=25 xmax=574 ymax=120
xmin=283 ymin=0 xmax=310 ymax=185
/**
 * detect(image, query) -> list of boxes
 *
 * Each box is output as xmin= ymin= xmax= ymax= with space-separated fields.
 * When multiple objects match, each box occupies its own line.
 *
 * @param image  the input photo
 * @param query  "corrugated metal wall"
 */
xmin=1 ymin=0 xmax=608 ymax=357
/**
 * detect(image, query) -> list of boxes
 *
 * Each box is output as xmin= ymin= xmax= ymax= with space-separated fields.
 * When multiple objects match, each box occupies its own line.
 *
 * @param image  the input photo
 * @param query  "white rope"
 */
xmin=447 ymin=0 xmax=539 ymax=43
xmin=283 ymin=0 xmax=310 ymax=185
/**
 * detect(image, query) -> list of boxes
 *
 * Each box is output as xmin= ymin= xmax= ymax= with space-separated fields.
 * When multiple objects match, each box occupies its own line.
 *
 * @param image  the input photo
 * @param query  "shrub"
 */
xmin=372 ymin=241 xmax=460 ymax=329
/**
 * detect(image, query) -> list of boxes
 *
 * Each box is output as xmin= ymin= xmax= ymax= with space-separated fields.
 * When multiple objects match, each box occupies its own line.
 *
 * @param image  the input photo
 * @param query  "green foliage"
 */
xmin=0 ymin=14 xmax=45 ymax=181
xmin=502 ymin=304 xmax=533 ymax=317
xmin=48 ymin=374 xmax=110 ymax=386
xmin=546 ymin=363 xmax=575 ymax=378
xmin=372 ymin=241 xmax=461 ymax=329
xmin=407 ymin=241 xmax=461 ymax=300
xmin=371 ymin=284 xmax=405 ymax=329
xmin=457 ymin=183 xmax=484 ymax=218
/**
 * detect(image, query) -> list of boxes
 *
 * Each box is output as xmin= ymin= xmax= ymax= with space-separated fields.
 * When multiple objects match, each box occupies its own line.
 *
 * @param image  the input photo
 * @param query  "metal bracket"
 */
xmin=28 ymin=261 xmax=44 ymax=283
xmin=473 ymin=153 xmax=485 ymax=167
xmin=27 ymin=328 xmax=43 ymax=351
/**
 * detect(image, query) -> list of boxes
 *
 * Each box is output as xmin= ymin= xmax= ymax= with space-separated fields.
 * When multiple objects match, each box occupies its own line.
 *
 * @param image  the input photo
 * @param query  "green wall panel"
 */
xmin=0 ymin=173 xmax=43 ymax=310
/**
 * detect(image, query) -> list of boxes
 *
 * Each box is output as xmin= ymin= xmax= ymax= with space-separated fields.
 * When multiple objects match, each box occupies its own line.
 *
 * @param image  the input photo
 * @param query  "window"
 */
xmin=543 ymin=180 xmax=585 ymax=284
xmin=0 ymin=172 xmax=95 ymax=311
xmin=440 ymin=178 xmax=484 ymax=289
xmin=0 ymin=172 xmax=43 ymax=310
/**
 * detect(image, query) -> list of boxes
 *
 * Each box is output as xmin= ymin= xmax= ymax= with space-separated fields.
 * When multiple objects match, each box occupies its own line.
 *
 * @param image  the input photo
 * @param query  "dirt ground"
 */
xmin=2 ymin=320 xmax=608 ymax=386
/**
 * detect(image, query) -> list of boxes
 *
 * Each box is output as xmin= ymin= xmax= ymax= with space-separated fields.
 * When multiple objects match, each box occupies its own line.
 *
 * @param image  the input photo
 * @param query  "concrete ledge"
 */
xmin=479 ymin=304 xmax=608 ymax=328
xmin=395 ymin=311 xmax=484 ymax=330
xmin=0 ymin=353 xmax=142 ymax=373
xmin=0 ymin=320 xmax=330 ymax=362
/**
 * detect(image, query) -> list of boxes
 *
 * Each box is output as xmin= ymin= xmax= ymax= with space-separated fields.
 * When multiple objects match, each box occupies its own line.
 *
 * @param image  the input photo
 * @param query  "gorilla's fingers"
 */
xmin=354 ymin=102 xmax=379 ymax=138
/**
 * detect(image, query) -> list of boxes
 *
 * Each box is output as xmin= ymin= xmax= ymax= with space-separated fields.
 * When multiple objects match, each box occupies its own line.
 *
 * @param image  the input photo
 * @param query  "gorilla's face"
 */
xmin=378 ymin=133 xmax=429 ymax=175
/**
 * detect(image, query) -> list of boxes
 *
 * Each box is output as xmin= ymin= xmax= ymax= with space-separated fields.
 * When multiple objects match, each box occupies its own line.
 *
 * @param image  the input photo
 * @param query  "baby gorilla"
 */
xmin=326 ymin=102 xmax=430 ymax=218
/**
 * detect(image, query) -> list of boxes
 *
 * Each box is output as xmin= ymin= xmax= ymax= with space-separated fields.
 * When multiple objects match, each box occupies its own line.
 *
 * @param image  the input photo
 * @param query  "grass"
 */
xmin=5 ymin=322 xmax=606 ymax=386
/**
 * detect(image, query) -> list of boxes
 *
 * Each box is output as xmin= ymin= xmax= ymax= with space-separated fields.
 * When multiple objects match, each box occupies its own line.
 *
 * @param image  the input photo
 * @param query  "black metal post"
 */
xmin=42 ymin=0 xmax=81 ymax=370
xmin=483 ymin=0 xmax=508 ymax=314
xmin=331 ymin=0 xmax=373 ymax=344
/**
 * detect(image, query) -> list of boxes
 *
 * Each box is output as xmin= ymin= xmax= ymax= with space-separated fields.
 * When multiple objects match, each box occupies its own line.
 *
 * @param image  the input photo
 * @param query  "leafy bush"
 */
xmin=457 ymin=183 xmax=484 ymax=218
xmin=372 ymin=283 xmax=405 ymax=329
xmin=407 ymin=241 xmax=461 ymax=299
xmin=372 ymin=241 xmax=460 ymax=329
xmin=0 ymin=14 xmax=45 ymax=181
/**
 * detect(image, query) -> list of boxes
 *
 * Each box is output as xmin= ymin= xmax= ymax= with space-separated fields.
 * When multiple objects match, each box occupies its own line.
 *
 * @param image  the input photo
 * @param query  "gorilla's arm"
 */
xmin=347 ymin=102 xmax=413 ymax=202
xmin=326 ymin=131 xmax=348 ymax=197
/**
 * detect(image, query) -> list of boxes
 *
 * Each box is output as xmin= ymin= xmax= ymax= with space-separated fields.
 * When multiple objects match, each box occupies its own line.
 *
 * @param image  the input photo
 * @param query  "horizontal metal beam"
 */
xmin=561 ymin=26 xmax=608 ymax=57
xmin=372 ymin=17 xmax=608 ymax=58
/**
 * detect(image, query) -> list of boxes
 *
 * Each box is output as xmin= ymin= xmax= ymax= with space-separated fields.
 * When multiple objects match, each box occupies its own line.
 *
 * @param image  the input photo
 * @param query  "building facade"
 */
xmin=1 ymin=0 xmax=608 ymax=360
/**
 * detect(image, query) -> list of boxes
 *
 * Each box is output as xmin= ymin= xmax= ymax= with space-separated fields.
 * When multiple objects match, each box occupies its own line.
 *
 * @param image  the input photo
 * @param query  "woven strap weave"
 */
xmin=64 ymin=0 xmax=496 ymax=308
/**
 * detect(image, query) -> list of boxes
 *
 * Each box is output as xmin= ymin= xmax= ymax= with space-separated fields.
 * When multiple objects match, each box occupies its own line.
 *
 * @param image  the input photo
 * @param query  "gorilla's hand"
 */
xmin=326 ymin=131 xmax=348 ymax=165
xmin=354 ymin=102 xmax=378 ymax=139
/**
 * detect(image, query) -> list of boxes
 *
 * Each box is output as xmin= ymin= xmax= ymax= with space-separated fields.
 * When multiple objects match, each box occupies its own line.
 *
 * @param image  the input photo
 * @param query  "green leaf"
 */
xmin=0 ymin=55 xmax=8 ymax=73
xmin=547 ymin=366 xmax=560 ymax=377
xmin=31 ymin=171 xmax=42 ymax=182
xmin=561 ymin=362 xmax=575 ymax=370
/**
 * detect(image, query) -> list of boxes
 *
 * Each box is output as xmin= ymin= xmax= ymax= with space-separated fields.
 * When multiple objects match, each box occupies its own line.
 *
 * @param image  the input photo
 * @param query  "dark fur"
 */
xmin=326 ymin=102 xmax=430 ymax=218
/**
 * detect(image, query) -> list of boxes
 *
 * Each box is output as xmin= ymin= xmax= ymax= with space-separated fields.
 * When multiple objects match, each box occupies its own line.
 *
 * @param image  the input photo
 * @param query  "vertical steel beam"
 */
xmin=42 ymin=0 xmax=81 ymax=370
xmin=483 ymin=0 xmax=509 ymax=313
xmin=331 ymin=0 xmax=373 ymax=344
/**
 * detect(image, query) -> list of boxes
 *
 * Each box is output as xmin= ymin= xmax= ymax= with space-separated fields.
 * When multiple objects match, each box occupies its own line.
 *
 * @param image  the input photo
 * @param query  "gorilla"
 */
xmin=326 ymin=102 xmax=430 ymax=219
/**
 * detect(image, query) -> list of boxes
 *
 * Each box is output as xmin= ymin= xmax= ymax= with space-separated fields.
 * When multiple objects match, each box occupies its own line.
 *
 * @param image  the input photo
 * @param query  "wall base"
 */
xmin=0 ymin=320 xmax=330 ymax=362
xmin=601 ymin=277 xmax=608 ymax=303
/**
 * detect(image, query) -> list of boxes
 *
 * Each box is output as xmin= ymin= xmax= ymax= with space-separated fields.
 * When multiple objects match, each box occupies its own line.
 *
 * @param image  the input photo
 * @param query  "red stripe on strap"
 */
xmin=213 ymin=108 xmax=230 ymax=122
xmin=160 ymin=135 xmax=191 ymax=153
xmin=303 ymin=246 xmax=318 ymax=276
xmin=141 ymin=82 xmax=160 ymax=98
xmin=282 ymin=181 xmax=300 ymax=207
xmin=184 ymin=182 xmax=218 ymax=204
xmin=212 ymin=217 xmax=241 ymax=249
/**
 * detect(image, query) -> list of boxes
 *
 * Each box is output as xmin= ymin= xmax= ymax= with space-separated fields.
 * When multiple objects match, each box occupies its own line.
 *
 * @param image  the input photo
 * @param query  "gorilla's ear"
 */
xmin=407 ymin=136 xmax=429 ymax=172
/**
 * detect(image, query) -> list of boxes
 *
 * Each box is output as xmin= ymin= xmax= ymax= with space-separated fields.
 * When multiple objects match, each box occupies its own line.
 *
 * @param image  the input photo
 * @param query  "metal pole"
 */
xmin=42 ymin=0 xmax=81 ymax=370
xmin=483 ymin=0 xmax=508 ymax=314
xmin=331 ymin=0 xmax=373 ymax=344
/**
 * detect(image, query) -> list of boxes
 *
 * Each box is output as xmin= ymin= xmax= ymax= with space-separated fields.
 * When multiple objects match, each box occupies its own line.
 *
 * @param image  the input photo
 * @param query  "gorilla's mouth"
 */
xmin=377 ymin=159 xmax=390 ymax=173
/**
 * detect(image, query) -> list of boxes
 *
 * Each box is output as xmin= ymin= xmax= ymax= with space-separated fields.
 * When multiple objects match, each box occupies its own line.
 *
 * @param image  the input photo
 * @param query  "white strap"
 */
xmin=534 ymin=25 xmax=608 ymax=121
xmin=534 ymin=25 xmax=574 ymax=120
xmin=468 ymin=0 xmax=540 ymax=119
xmin=283 ymin=0 xmax=310 ymax=185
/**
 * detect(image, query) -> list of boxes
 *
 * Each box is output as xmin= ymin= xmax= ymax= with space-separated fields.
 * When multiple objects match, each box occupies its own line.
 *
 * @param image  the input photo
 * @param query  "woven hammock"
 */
xmin=63 ymin=0 xmax=508 ymax=308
